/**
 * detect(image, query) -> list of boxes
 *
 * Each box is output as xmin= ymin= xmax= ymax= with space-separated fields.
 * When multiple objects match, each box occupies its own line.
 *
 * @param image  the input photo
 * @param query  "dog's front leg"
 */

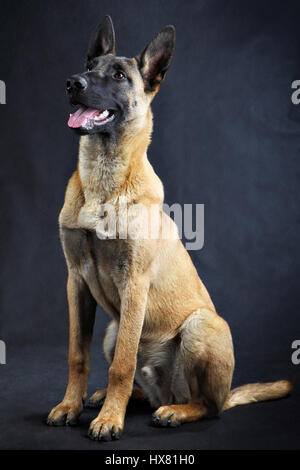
xmin=88 ymin=277 xmax=149 ymax=441
xmin=47 ymin=270 xmax=96 ymax=426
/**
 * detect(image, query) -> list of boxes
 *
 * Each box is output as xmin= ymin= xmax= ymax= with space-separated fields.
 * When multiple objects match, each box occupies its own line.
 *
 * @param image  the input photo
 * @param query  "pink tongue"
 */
xmin=68 ymin=107 xmax=101 ymax=128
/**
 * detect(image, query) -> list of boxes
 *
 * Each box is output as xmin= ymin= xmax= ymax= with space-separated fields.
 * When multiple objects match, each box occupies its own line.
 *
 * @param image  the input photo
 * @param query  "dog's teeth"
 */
xmin=94 ymin=110 xmax=109 ymax=121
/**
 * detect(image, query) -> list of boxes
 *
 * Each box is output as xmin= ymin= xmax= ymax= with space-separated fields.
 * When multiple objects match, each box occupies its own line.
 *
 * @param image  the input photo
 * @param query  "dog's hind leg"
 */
xmin=152 ymin=400 xmax=208 ymax=427
xmin=152 ymin=309 xmax=235 ymax=427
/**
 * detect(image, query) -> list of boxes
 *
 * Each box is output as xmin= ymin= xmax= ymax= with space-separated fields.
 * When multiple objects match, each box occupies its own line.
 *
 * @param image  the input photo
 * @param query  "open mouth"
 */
xmin=68 ymin=106 xmax=115 ymax=130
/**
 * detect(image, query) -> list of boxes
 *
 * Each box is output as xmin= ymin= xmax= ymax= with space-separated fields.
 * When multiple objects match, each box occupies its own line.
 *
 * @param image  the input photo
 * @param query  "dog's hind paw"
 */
xmin=152 ymin=406 xmax=182 ymax=427
xmin=87 ymin=389 xmax=107 ymax=408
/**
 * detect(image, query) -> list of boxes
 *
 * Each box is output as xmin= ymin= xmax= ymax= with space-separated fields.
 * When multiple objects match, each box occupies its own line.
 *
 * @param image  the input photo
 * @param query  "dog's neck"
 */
xmin=78 ymin=108 xmax=154 ymax=205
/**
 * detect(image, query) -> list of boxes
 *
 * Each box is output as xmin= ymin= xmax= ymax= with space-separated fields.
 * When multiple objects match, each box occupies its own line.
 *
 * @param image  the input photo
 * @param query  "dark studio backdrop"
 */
xmin=0 ymin=0 xmax=299 ymax=450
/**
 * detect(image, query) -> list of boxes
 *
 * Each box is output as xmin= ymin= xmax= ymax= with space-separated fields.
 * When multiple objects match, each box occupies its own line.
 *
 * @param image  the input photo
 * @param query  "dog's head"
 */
xmin=66 ymin=16 xmax=175 ymax=135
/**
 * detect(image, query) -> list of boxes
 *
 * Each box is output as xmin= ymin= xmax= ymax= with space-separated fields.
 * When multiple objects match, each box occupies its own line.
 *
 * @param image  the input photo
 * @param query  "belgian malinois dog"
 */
xmin=47 ymin=16 xmax=292 ymax=441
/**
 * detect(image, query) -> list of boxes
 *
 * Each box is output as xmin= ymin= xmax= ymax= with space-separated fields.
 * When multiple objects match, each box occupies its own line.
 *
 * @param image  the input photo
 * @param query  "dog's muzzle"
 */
xmin=66 ymin=75 xmax=88 ymax=99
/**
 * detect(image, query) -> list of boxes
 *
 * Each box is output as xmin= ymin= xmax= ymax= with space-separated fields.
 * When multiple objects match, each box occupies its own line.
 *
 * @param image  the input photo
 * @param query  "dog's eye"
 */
xmin=113 ymin=71 xmax=126 ymax=81
xmin=86 ymin=60 xmax=96 ymax=71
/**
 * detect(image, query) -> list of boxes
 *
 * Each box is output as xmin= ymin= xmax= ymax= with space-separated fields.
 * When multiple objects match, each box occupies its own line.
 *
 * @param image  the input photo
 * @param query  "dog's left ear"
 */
xmin=86 ymin=15 xmax=116 ymax=67
xmin=137 ymin=25 xmax=175 ymax=92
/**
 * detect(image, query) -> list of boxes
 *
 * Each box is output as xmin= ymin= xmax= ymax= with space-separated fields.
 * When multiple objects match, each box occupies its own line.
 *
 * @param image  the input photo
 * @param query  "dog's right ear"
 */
xmin=85 ymin=15 xmax=116 ymax=68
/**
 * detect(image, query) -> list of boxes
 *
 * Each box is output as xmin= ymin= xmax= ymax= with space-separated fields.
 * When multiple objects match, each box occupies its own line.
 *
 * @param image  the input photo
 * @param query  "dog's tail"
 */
xmin=223 ymin=380 xmax=293 ymax=410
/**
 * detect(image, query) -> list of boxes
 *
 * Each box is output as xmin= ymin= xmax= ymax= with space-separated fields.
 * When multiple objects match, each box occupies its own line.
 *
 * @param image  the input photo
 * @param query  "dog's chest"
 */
xmin=60 ymin=226 xmax=130 ymax=317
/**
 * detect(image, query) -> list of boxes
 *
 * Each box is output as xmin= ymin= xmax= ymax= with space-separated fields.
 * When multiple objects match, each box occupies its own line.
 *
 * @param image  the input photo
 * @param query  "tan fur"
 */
xmin=224 ymin=380 xmax=293 ymax=410
xmin=47 ymin=40 xmax=292 ymax=439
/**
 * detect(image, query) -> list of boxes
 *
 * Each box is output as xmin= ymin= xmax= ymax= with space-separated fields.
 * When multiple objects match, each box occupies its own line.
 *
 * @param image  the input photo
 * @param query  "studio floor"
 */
xmin=0 ymin=343 xmax=299 ymax=450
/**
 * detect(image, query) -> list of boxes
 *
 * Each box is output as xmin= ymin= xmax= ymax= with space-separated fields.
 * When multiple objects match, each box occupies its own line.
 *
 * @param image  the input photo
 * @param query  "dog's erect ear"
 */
xmin=86 ymin=15 xmax=115 ymax=66
xmin=137 ymin=25 xmax=175 ymax=91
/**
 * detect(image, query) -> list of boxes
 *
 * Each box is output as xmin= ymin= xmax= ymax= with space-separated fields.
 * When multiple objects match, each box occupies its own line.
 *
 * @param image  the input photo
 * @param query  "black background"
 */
xmin=0 ymin=0 xmax=299 ymax=450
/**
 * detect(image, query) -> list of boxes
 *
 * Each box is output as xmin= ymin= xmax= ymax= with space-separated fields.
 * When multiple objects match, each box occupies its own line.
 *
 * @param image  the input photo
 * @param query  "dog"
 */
xmin=47 ymin=15 xmax=292 ymax=441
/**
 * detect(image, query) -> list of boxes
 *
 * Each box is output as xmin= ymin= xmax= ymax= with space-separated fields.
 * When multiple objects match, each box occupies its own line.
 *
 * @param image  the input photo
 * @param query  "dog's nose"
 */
xmin=66 ymin=75 xmax=88 ymax=94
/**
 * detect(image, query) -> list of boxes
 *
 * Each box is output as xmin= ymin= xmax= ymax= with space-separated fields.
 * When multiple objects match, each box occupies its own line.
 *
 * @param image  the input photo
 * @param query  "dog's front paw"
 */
xmin=47 ymin=401 xmax=83 ymax=426
xmin=88 ymin=415 xmax=123 ymax=441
